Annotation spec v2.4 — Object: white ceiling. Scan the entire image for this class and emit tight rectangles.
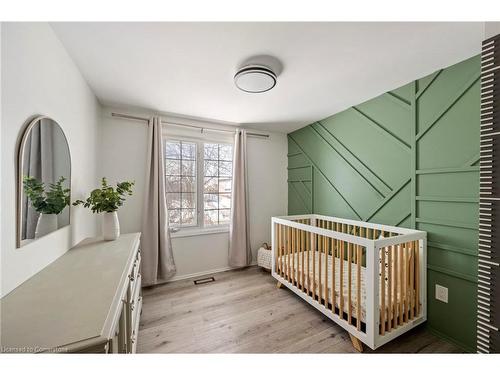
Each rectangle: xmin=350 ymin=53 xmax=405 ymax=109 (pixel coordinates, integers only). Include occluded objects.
xmin=51 ymin=22 xmax=484 ymax=133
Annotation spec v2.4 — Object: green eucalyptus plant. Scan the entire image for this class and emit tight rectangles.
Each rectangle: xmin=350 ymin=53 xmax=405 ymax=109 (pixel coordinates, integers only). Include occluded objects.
xmin=23 ymin=176 xmax=71 ymax=214
xmin=73 ymin=177 xmax=134 ymax=213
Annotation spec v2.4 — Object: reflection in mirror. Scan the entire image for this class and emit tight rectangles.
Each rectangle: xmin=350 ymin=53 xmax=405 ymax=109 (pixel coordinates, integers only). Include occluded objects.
xmin=17 ymin=116 xmax=71 ymax=247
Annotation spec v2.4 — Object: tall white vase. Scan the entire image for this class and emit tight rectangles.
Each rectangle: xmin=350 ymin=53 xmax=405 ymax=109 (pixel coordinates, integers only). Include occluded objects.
xmin=102 ymin=211 xmax=120 ymax=241
xmin=35 ymin=213 xmax=58 ymax=239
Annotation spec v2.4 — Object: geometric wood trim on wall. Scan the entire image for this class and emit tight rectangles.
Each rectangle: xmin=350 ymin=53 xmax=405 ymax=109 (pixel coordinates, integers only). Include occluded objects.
xmin=477 ymin=33 xmax=500 ymax=354
xmin=288 ymin=55 xmax=481 ymax=351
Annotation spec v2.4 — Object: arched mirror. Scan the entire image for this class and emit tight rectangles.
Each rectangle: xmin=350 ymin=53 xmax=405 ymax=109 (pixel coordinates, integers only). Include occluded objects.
xmin=17 ymin=116 xmax=71 ymax=248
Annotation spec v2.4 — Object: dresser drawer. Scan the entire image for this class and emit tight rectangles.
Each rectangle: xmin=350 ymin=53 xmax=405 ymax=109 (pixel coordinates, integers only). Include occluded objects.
xmin=128 ymin=251 xmax=141 ymax=299
xmin=130 ymin=293 xmax=142 ymax=354
xmin=130 ymin=273 xmax=141 ymax=313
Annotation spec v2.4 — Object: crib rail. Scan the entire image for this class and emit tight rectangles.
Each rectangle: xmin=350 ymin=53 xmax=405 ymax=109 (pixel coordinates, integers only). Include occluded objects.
xmin=271 ymin=214 xmax=427 ymax=350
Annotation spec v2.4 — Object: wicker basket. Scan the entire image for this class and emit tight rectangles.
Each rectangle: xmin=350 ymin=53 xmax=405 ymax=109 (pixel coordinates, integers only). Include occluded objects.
xmin=257 ymin=243 xmax=272 ymax=271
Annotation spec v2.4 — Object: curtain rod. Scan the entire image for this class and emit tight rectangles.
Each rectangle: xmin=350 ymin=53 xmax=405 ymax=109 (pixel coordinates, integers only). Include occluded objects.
xmin=110 ymin=112 xmax=270 ymax=138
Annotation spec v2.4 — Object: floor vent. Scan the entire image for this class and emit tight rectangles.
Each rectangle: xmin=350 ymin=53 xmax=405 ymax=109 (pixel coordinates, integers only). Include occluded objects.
xmin=193 ymin=277 xmax=215 ymax=285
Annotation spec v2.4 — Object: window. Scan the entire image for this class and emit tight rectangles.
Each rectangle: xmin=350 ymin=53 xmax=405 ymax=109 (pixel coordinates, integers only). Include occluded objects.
xmin=164 ymin=138 xmax=233 ymax=231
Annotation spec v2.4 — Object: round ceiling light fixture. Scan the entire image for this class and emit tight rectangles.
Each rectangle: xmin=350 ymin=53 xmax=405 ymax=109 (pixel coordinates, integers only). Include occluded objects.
xmin=234 ymin=64 xmax=277 ymax=93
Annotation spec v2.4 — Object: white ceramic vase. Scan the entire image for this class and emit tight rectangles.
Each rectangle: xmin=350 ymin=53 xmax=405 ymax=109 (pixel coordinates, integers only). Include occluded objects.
xmin=102 ymin=211 xmax=120 ymax=241
xmin=35 ymin=213 xmax=58 ymax=239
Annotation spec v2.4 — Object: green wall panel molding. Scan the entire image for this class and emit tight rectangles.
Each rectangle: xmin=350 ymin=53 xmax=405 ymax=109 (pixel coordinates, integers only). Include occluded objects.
xmin=287 ymin=55 xmax=480 ymax=351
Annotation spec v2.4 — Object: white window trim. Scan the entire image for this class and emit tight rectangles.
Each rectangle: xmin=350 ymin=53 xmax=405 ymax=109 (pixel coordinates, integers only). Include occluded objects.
xmin=170 ymin=225 xmax=229 ymax=238
xmin=164 ymin=132 xmax=234 ymax=233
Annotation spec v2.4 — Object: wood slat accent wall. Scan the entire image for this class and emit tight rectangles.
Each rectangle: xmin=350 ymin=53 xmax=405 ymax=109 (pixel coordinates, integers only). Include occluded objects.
xmin=477 ymin=32 xmax=500 ymax=354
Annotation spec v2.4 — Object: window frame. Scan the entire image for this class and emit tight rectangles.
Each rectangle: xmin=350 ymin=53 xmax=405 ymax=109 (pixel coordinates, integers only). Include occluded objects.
xmin=163 ymin=134 xmax=234 ymax=236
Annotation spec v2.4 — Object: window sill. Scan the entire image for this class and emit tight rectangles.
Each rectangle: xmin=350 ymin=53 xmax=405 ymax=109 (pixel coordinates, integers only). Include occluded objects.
xmin=170 ymin=226 xmax=230 ymax=238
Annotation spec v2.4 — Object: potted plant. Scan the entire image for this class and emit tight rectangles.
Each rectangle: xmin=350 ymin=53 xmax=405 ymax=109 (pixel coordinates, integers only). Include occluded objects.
xmin=23 ymin=176 xmax=71 ymax=238
xmin=73 ymin=177 xmax=134 ymax=240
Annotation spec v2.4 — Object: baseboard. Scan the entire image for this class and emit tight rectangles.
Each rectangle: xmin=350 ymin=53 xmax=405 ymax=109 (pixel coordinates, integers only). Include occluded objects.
xmin=167 ymin=261 xmax=258 ymax=283
xmin=426 ymin=325 xmax=475 ymax=353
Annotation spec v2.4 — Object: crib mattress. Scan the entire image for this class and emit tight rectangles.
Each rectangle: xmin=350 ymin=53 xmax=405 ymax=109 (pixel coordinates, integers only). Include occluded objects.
xmin=278 ymin=252 xmax=410 ymax=323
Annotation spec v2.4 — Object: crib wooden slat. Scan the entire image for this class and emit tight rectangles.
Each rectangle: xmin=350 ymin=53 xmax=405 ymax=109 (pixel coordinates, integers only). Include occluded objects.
xmin=387 ymin=244 xmax=392 ymax=332
xmin=282 ymin=225 xmax=286 ymax=279
xmin=410 ymin=241 xmax=415 ymax=320
xmin=305 ymin=228 xmax=312 ymax=295
xmin=287 ymin=226 xmax=291 ymax=283
xmin=323 ymin=231 xmax=328 ymax=308
xmin=398 ymin=243 xmax=402 ymax=325
xmin=406 ymin=242 xmax=411 ymax=322
xmin=292 ymin=227 xmax=296 ymax=286
xmin=335 ymin=222 xmax=340 ymax=314
xmin=348 ymin=241 xmax=352 ymax=325
xmin=295 ymin=227 xmax=299 ymax=286
xmin=296 ymin=225 xmax=300 ymax=287
xmin=380 ymin=246 xmax=386 ymax=335
xmin=276 ymin=224 xmax=280 ymax=274
xmin=405 ymin=242 xmax=412 ymax=322
xmin=282 ymin=225 xmax=285 ymax=279
xmin=415 ymin=241 xmax=420 ymax=316
xmin=297 ymin=229 xmax=304 ymax=290
xmin=331 ymin=222 xmax=336 ymax=315
xmin=324 ymin=220 xmax=327 ymax=309
xmin=281 ymin=225 xmax=286 ymax=278
xmin=318 ymin=229 xmax=322 ymax=303
xmin=356 ymin=244 xmax=362 ymax=331
xmin=393 ymin=243 xmax=399 ymax=329
xmin=296 ymin=226 xmax=299 ymax=286
xmin=339 ymin=238 xmax=344 ymax=320
xmin=398 ymin=244 xmax=404 ymax=326
xmin=329 ymin=221 xmax=333 ymax=258
xmin=301 ymin=227 xmax=305 ymax=292
xmin=280 ymin=224 xmax=284 ymax=276
xmin=300 ymin=226 xmax=307 ymax=291
xmin=296 ymin=227 xmax=300 ymax=286
xmin=312 ymin=232 xmax=316 ymax=301
xmin=405 ymin=242 xmax=409 ymax=323
xmin=401 ymin=244 xmax=408 ymax=323
xmin=282 ymin=224 xmax=286 ymax=278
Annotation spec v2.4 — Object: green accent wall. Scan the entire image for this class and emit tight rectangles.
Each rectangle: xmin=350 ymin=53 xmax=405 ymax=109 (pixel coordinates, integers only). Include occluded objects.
xmin=287 ymin=56 xmax=480 ymax=351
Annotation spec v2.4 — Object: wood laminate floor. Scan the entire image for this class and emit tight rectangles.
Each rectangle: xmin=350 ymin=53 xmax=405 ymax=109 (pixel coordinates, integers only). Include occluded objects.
xmin=138 ymin=266 xmax=462 ymax=353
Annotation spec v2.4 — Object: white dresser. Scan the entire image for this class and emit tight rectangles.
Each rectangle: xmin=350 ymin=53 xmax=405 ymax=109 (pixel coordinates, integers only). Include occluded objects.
xmin=0 ymin=233 xmax=142 ymax=353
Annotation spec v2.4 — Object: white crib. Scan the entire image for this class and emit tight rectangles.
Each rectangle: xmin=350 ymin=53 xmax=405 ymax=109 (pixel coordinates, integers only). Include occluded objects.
xmin=271 ymin=214 xmax=427 ymax=351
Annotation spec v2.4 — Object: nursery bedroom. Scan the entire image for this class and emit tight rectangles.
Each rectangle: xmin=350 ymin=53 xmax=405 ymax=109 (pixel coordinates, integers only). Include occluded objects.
xmin=1 ymin=1 xmax=500 ymax=373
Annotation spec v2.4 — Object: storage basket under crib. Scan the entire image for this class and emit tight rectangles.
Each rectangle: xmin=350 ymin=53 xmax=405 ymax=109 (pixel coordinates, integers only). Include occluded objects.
xmin=271 ymin=214 xmax=427 ymax=351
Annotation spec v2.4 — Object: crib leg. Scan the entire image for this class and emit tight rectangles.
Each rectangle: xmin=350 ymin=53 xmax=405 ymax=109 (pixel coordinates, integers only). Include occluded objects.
xmin=276 ymin=281 xmax=283 ymax=289
xmin=348 ymin=333 xmax=364 ymax=353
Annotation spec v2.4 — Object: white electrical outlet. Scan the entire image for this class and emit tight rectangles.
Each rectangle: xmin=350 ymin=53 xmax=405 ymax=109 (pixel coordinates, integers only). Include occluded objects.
xmin=435 ymin=284 xmax=448 ymax=303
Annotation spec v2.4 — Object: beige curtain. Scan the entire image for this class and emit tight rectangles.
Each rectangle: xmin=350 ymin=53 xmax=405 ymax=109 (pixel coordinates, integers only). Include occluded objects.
xmin=228 ymin=129 xmax=252 ymax=267
xmin=141 ymin=116 xmax=176 ymax=286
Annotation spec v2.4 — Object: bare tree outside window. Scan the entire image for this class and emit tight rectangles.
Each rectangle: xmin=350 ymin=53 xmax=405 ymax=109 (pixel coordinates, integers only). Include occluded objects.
xmin=165 ymin=140 xmax=197 ymax=227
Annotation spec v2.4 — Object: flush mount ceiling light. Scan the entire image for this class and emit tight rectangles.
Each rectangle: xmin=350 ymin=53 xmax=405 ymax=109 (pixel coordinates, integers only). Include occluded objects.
xmin=234 ymin=65 xmax=277 ymax=93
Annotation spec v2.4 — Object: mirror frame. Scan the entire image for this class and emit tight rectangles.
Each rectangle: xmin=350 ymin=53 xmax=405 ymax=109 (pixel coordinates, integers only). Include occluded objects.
xmin=16 ymin=115 xmax=72 ymax=248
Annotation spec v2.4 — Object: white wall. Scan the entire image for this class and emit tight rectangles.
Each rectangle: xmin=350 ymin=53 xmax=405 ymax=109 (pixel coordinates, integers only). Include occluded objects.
xmin=99 ymin=108 xmax=288 ymax=280
xmin=485 ymin=22 xmax=500 ymax=39
xmin=0 ymin=23 xmax=101 ymax=297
